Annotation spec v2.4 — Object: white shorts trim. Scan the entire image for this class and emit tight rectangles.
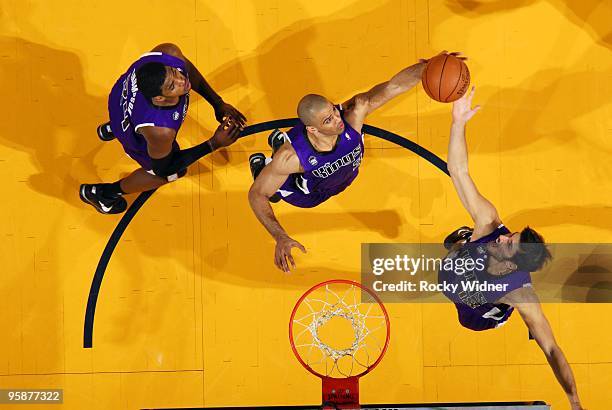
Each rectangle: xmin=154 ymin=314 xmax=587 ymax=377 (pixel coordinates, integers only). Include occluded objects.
xmin=277 ymin=189 xmax=293 ymax=197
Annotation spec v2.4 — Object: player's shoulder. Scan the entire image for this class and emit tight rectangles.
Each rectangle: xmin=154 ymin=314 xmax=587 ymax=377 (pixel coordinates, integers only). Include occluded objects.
xmin=270 ymin=143 xmax=301 ymax=174
xmin=139 ymin=124 xmax=176 ymax=142
xmin=274 ymin=142 xmax=298 ymax=163
xmin=151 ymin=43 xmax=185 ymax=61
xmin=471 ymin=220 xmax=504 ymax=242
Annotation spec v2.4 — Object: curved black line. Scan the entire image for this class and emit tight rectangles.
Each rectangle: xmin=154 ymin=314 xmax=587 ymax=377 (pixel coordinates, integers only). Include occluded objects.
xmin=83 ymin=118 xmax=448 ymax=348
xmin=362 ymin=124 xmax=449 ymax=175
xmin=83 ymin=189 xmax=156 ymax=347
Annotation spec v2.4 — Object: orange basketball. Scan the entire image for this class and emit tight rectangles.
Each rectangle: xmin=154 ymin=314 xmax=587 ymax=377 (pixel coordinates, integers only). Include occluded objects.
xmin=421 ymin=54 xmax=470 ymax=103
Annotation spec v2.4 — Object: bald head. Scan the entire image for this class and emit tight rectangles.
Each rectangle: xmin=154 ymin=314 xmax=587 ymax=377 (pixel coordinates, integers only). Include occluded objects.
xmin=297 ymin=94 xmax=330 ymax=126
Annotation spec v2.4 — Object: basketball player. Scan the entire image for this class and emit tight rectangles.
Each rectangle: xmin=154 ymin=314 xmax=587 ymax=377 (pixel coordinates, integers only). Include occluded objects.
xmin=248 ymin=52 xmax=457 ymax=272
xmin=80 ymin=43 xmax=245 ymax=214
xmin=440 ymin=88 xmax=583 ymax=410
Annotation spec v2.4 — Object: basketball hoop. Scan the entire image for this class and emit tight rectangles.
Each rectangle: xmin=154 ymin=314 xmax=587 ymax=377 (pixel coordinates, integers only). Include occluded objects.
xmin=289 ymin=280 xmax=391 ymax=409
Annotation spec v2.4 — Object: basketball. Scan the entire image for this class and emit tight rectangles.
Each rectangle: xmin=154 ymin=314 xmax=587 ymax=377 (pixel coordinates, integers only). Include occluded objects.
xmin=422 ymin=53 xmax=470 ymax=103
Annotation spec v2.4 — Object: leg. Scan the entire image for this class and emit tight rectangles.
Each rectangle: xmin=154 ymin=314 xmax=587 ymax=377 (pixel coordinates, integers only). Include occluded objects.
xmin=119 ymin=168 xmax=169 ymax=194
xmin=80 ymin=168 xmax=184 ymax=214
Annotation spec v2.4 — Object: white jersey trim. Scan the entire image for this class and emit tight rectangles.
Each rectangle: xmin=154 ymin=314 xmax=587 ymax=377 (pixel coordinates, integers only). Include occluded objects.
xmin=135 ymin=122 xmax=155 ymax=131
xmin=139 ymin=51 xmax=163 ymax=58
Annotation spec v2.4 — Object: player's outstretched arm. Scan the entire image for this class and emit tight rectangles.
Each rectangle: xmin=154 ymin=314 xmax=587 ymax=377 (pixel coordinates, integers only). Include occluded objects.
xmin=505 ymin=288 xmax=583 ymax=410
xmin=342 ymin=52 xmax=463 ymax=132
xmin=446 ymin=87 xmax=500 ymax=239
xmin=152 ymin=43 xmax=246 ymax=127
xmin=342 ymin=60 xmax=425 ymax=133
xmin=248 ymin=146 xmax=307 ymax=272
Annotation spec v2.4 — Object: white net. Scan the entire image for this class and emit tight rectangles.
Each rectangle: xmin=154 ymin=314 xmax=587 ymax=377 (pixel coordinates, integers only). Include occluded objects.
xmin=291 ymin=281 xmax=389 ymax=378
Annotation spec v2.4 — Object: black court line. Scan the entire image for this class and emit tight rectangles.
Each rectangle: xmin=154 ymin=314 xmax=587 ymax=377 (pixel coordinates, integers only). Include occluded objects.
xmin=83 ymin=118 xmax=448 ymax=348
xmin=83 ymin=189 xmax=156 ymax=348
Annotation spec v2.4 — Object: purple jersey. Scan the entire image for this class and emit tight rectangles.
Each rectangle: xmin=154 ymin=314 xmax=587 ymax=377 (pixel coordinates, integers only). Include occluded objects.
xmin=438 ymin=224 xmax=532 ymax=331
xmin=277 ymin=105 xmax=364 ymax=208
xmin=107 ymin=52 xmax=190 ymax=170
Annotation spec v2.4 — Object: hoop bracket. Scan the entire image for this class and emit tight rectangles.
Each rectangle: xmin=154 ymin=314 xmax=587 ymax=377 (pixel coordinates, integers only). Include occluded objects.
xmin=322 ymin=376 xmax=359 ymax=409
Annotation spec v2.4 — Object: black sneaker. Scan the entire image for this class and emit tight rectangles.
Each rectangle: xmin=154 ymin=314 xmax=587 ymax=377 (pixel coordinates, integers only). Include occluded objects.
xmin=248 ymin=153 xmax=281 ymax=203
xmin=267 ymin=129 xmax=286 ymax=153
xmin=97 ymin=122 xmax=115 ymax=141
xmin=249 ymin=153 xmax=266 ymax=179
xmin=79 ymin=184 xmax=127 ymax=214
xmin=444 ymin=226 xmax=474 ymax=250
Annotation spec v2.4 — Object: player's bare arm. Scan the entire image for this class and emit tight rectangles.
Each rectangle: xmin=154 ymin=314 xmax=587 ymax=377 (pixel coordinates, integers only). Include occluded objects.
xmin=152 ymin=43 xmax=246 ymax=126
xmin=342 ymin=60 xmax=425 ymax=133
xmin=500 ymin=287 xmax=583 ymax=410
xmin=446 ymin=87 xmax=502 ymax=241
xmin=248 ymin=144 xmax=307 ymax=272
xmin=343 ymin=52 xmax=464 ymax=133
xmin=141 ymin=126 xmax=176 ymax=161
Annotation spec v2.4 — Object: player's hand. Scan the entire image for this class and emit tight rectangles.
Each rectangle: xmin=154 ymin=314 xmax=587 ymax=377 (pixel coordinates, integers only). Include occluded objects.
xmin=452 ymin=86 xmax=481 ymax=123
xmin=209 ymin=117 xmax=241 ymax=150
xmin=274 ymin=235 xmax=307 ymax=272
xmin=419 ymin=50 xmax=467 ymax=64
xmin=215 ymin=102 xmax=247 ymax=128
